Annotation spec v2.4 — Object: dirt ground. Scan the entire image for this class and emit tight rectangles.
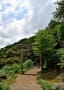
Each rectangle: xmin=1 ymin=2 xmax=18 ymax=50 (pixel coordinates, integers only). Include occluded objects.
xmin=10 ymin=67 xmax=42 ymax=90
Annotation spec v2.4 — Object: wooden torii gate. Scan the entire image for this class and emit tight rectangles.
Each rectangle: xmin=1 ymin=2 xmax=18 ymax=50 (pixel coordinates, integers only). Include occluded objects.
xmin=18 ymin=44 xmax=42 ymax=74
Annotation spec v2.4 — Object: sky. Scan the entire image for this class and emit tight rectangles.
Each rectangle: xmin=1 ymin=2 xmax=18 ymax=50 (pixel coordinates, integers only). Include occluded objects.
xmin=0 ymin=0 xmax=57 ymax=48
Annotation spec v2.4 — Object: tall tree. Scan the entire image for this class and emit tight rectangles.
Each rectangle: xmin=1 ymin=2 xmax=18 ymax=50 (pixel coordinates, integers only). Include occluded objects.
xmin=34 ymin=29 xmax=56 ymax=72
xmin=54 ymin=0 xmax=64 ymax=20
xmin=48 ymin=19 xmax=60 ymax=29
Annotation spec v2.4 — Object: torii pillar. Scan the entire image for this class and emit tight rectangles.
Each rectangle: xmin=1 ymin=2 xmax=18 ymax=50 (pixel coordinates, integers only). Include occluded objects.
xmin=21 ymin=48 xmax=24 ymax=74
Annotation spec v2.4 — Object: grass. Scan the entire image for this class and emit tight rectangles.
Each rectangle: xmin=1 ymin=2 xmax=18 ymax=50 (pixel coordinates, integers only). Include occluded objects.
xmin=0 ymin=76 xmax=16 ymax=90
xmin=0 ymin=82 xmax=9 ymax=90
xmin=36 ymin=70 xmax=64 ymax=90
xmin=0 ymin=69 xmax=16 ymax=90
xmin=37 ymin=75 xmax=52 ymax=90
xmin=39 ymin=70 xmax=62 ymax=83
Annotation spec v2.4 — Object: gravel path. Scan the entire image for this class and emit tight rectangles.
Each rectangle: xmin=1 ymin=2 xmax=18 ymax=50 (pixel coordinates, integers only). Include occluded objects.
xmin=10 ymin=67 xmax=42 ymax=90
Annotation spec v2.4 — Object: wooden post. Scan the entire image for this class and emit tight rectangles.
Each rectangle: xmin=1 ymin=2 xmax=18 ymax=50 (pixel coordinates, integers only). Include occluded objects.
xmin=21 ymin=48 xmax=24 ymax=74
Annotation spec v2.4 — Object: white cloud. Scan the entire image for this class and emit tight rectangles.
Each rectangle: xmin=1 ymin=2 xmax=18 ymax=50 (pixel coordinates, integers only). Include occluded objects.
xmin=0 ymin=0 xmax=56 ymax=48
xmin=51 ymin=0 xmax=56 ymax=3
xmin=50 ymin=0 xmax=60 ymax=3
xmin=2 ymin=0 xmax=17 ymax=15
xmin=0 ymin=4 xmax=2 ymax=11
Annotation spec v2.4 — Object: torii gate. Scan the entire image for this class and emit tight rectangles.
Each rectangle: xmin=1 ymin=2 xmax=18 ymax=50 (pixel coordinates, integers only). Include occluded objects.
xmin=18 ymin=44 xmax=42 ymax=74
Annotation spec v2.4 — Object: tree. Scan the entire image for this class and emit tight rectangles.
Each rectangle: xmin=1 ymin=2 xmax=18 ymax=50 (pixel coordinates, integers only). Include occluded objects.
xmin=48 ymin=19 xmax=60 ymax=29
xmin=52 ymin=21 xmax=64 ymax=48
xmin=54 ymin=0 xmax=64 ymax=20
xmin=57 ymin=48 xmax=64 ymax=72
xmin=34 ymin=29 xmax=56 ymax=72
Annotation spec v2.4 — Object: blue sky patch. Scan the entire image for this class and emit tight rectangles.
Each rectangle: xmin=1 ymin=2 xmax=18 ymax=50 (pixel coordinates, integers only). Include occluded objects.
xmin=14 ymin=7 xmax=27 ymax=20
xmin=2 ymin=3 xmax=11 ymax=11
xmin=2 ymin=7 xmax=27 ymax=24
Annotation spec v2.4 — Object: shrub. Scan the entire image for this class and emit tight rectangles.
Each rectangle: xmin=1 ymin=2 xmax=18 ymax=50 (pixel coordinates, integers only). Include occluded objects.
xmin=57 ymin=48 xmax=64 ymax=72
xmin=40 ymin=81 xmax=52 ymax=90
xmin=0 ymin=64 xmax=21 ymax=90
xmin=1 ymin=65 xmax=14 ymax=76
xmin=0 ymin=64 xmax=20 ymax=76
xmin=12 ymin=64 xmax=21 ymax=73
xmin=0 ymin=83 xmax=9 ymax=90
xmin=37 ymin=76 xmax=52 ymax=90
xmin=23 ymin=59 xmax=33 ymax=71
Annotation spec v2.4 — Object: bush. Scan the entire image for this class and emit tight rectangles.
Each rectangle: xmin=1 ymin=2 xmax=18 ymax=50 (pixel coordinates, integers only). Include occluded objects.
xmin=12 ymin=64 xmax=21 ymax=73
xmin=0 ymin=64 xmax=21 ymax=76
xmin=23 ymin=59 xmax=33 ymax=71
xmin=40 ymin=81 xmax=52 ymax=90
xmin=0 ymin=64 xmax=21 ymax=90
xmin=37 ymin=76 xmax=52 ymax=90
xmin=57 ymin=48 xmax=64 ymax=71
xmin=0 ymin=83 xmax=9 ymax=90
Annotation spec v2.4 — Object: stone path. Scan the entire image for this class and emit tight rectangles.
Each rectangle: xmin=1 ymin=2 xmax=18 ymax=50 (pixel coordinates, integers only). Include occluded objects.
xmin=10 ymin=67 xmax=42 ymax=90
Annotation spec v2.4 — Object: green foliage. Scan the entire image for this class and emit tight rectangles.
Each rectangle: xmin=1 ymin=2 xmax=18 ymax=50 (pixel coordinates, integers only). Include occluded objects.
xmin=0 ymin=36 xmax=35 ymax=68
xmin=34 ymin=29 xmax=57 ymax=71
xmin=12 ymin=64 xmax=21 ymax=73
xmin=34 ymin=29 xmax=56 ymax=54
xmin=40 ymin=81 xmax=52 ymax=90
xmin=0 ymin=22 xmax=64 ymax=73
xmin=23 ymin=59 xmax=33 ymax=71
xmin=57 ymin=48 xmax=64 ymax=71
xmin=49 ymin=19 xmax=60 ymax=29
xmin=45 ymin=50 xmax=59 ymax=70
xmin=54 ymin=0 xmax=64 ymax=20
xmin=0 ymin=64 xmax=21 ymax=76
xmin=0 ymin=83 xmax=9 ymax=90
xmin=37 ymin=76 xmax=52 ymax=90
xmin=55 ymin=22 xmax=64 ymax=41
xmin=0 ymin=60 xmax=33 ymax=90
xmin=0 ymin=64 xmax=21 ymax=90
